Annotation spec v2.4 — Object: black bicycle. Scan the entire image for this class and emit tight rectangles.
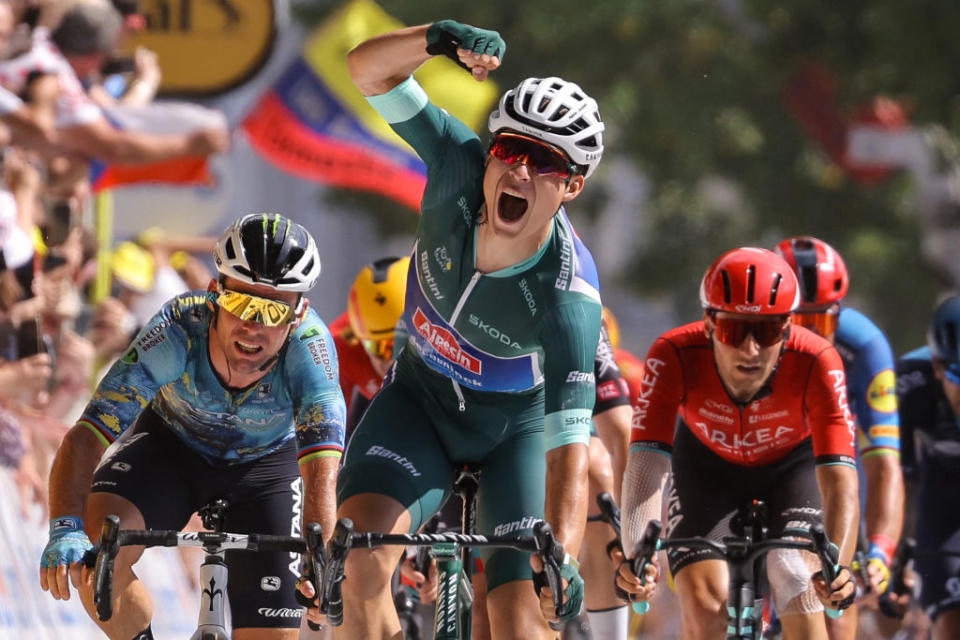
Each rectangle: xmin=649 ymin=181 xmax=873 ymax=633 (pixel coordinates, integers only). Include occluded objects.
xmin=624 ymin=500 xmax=847 ymax=640
xmin=85 ymin=499 xmax=323 ymax=640
xmin=306 ymin=464 xmax=575 ymax=640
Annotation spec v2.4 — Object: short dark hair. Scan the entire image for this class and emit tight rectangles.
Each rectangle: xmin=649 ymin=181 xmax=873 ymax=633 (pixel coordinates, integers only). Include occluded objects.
xmin=51 ymin=2 xmax=122 ymax=57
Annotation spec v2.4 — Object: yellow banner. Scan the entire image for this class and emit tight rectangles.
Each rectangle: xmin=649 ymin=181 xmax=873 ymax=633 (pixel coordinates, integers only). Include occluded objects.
xmin=303 ymin=0 xmax=499 ymax=147
xmin=130 ymin=0 xmax=274 ymax=95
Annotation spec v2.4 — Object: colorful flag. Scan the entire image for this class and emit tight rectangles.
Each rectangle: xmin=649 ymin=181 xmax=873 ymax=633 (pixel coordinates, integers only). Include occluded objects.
xmin=90 ymin=101 xmax=226 ymax=192
xmin=242 ymin=0 xmax=499 ymax=210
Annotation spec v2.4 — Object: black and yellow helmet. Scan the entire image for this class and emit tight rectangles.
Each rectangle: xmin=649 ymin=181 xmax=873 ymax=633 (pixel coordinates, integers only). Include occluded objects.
xmin=215 ymin=213 xmax=321 ymax=292
xmin=347 ymin=256 xmax=410 ymax=341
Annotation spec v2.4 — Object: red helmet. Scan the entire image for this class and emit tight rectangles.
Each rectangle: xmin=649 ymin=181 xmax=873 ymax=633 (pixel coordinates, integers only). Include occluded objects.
xmin=700 ymin=247 xmax=799 ymax=315
xmin=773 ymin=236 xmax=849 ymax=308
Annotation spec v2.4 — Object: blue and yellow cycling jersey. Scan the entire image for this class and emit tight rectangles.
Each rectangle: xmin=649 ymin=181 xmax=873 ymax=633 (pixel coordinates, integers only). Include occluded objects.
xmin=834 ymin=307 xmax=900 ymax=457
xmin=78 ymin=292 xmax=347 ymax=466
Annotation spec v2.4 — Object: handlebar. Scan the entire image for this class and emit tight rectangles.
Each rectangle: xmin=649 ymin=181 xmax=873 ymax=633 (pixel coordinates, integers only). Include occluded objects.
xmin=809 ymin=523 xmax=846 ymax=619
xmin=300 ymin=523 xmax=325 ymax=632
xmin=315 ymin=517 xmax=571 ymax=630
xmin=85 ymin=515 xmax=312 ymax=622
xmin=92 ymin=515 xmax=120 ymax=621
xmin=532 ymin=520 xmax=567 ymax=632
xmin=321 ymin=518 xmax=354 ymax=627
xmin=625 ymin=520 xmax=845 ymax=618
xmin=628 ymin=519 xmax=662 ymax=615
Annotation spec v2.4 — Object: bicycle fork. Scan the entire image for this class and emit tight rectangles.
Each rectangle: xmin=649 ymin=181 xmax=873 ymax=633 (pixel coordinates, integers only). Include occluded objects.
xmin=191 ymin=552 xmax=230 ymax=640
xmin=432 ymin=542 xmax=474 ymax=640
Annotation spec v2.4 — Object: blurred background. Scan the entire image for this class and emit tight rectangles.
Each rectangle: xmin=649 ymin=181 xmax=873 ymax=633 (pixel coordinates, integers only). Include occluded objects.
xmin=0 ymin=0 xmax=957 ymax=636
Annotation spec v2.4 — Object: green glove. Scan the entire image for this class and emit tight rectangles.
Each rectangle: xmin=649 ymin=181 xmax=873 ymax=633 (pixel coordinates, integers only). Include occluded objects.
xmin=426 ymin=20 xmax=506 ymax=71
xmin=556 ymin=554 xmax=585 ymax=623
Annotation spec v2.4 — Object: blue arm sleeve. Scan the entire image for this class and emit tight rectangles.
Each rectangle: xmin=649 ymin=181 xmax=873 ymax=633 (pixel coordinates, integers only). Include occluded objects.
xmin=286 ymin=312 xmax=348 ymax=464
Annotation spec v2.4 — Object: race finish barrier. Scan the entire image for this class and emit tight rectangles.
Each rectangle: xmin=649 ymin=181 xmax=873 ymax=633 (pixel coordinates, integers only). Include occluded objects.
xmin=0 ymin=467 xmax=198 ymax=639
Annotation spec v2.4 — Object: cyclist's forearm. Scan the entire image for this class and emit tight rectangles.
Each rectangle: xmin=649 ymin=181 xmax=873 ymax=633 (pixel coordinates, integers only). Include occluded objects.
xmin=347 ymin=24 xmax=432 ymax=97
xmin=49 ymin=425 xmax=106 ymax=520
xmin=620 ymin=449 xmax=670 ymax=556
xmin=593 ymin=404 xmax=632 ymax=502
xmin=544 ymin=443 xmax=590 ymax=557
xmin=863 ymin=453 xmax=905 ymax=546
xmin=300 ymin=456 xmax=339 ymax=544
xmin=815 ymin=464 xmax=860 ymax=565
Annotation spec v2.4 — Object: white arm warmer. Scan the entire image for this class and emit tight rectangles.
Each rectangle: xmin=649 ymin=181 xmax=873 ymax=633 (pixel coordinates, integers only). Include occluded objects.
xmin=620 ymin=448 xmax=671 ymax=557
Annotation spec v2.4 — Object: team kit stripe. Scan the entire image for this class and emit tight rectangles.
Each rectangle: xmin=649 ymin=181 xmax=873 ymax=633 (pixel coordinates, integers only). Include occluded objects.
xmin=78 ymin=418 xmax=116 ymax=447
xmin=298 ymin=442 xmax=344 ymax=464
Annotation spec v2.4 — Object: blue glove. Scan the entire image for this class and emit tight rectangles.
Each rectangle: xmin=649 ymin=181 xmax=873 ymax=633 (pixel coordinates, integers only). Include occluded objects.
xmin=41 ymin=516 xmax=93 ymax=569
xmin=867 ymin=543 xmax=892 ymax=593
xmin=425 ymin=20 xmax=506 ymax=71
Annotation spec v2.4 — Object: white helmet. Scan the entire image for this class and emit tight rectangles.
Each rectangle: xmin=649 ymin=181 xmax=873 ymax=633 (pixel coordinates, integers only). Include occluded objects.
xmin=214 ymin=213 xmax=321 ymax=292
xmin=488 ymin=76 xmax=605 ymax=178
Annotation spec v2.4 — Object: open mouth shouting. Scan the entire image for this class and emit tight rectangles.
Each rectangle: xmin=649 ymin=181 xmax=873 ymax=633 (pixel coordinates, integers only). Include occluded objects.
xmin=497 ymin=190 xmax=529 ymax=224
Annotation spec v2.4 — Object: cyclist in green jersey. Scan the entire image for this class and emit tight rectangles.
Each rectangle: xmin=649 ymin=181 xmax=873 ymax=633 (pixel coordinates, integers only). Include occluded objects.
xmin=300 ymin=18 xmax=606 ymax=640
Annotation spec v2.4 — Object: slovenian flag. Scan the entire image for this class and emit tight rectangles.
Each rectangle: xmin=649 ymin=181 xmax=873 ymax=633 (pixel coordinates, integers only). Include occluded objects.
xmin=242 ymin=0 xmax=499 ymax=211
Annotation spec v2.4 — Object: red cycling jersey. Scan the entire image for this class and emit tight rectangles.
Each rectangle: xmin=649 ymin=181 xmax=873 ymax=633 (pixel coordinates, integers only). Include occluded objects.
xmin=630 ymin=321 xmax=856 ymax=467
xmin=330 ymin=312 xmax=383 ymax=408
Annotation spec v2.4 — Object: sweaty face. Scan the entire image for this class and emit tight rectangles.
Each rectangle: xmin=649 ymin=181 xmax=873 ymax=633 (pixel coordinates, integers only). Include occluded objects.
xmin=706 ymin=312 xmax=787 ymax=403
xmin=210 ymin=277 xmax=300 ymax=379
xmin=481 ymin=147 xmax=581 ymax=242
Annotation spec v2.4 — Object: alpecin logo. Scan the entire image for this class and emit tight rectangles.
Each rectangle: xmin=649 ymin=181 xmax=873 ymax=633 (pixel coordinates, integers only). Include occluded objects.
xmin=413 ymin=308 xmax=481 ymax=374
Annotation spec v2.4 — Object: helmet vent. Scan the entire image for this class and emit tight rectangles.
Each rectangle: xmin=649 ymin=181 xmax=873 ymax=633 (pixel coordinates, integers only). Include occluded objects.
xmin=769 ymin=274 xmax=782 ymax=306
xmin=800 ymin=267 xmax=818 ymax=304
xmin=745 ymin=265 xmax=756 ymax=303
xmin=224 ymin=238 xmax=236 ymax=261
xmin=721 ymin=270 xmax=732 ymax=303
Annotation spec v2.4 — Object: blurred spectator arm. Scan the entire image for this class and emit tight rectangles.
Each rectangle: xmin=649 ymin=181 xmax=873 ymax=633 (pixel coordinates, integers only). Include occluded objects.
xmin=57 ymin=116 xmax=229 ymax=165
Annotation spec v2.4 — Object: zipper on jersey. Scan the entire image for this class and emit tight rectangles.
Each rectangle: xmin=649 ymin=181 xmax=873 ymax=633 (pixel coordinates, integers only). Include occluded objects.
xmin=447 ymin=272 xmax=480 ymax=412
xmin=451 ymin=379 xmax=466 ymax=412
xmin=449 ymin=271 xmax=481 ymax=324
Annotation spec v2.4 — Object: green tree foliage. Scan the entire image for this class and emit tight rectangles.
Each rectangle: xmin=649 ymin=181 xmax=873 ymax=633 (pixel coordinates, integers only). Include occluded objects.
xmin=310 ymin=0 xmax=958 ymax=352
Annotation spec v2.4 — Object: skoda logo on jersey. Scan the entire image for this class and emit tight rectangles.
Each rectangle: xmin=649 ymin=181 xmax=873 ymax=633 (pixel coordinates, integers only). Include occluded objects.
xmin=456 ymin=195 xmax=474 ymax=225
xmin=468 ymin=314 xmax=521 ymax=350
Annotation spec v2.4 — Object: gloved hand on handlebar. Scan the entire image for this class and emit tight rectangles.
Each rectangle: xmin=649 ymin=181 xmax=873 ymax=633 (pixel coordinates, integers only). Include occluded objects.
xmin=530 ymin=551 xmax=585 ymax=625
xmin=39 ymin=516 xmax=93 ymax=601
xmin=812 ymin=560 xmax=857 ymax=612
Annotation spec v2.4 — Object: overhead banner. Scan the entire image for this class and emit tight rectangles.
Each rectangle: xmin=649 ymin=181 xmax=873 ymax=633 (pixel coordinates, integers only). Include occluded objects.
xmin=129 ymin=0 xmax=275 ymax=96
xmin=242 ymin=0 xmax=498 ymax=210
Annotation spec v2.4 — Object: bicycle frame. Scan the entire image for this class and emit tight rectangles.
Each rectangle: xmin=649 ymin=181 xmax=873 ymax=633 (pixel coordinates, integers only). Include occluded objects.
xmin=86 ymin=511 xmax=320 ymax=640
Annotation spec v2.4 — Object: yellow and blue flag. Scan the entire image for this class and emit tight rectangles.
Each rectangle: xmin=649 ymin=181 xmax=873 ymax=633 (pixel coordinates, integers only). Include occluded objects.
xmin=242 ymin=0 xmax=498 ymax=210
